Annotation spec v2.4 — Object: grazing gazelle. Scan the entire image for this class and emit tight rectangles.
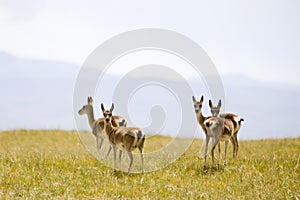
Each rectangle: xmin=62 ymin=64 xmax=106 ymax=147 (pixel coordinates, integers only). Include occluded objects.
xmin=101 ymin=103 xmax=145 ymax=174
xmin=192 ymin=96 xmax=212 ymax=168
xmin=208 ymin=99 xmax=244 ymax=159
xmin=78 ymin=97 xmax=127 ymax=159
xmin=204 ymin=116 xmax=235 ymax=168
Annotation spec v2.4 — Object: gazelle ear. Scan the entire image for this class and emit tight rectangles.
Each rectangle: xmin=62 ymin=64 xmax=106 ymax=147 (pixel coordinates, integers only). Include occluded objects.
xmin=110 ymin=103 xmax=114 ymax=112
xmin=88 ymin=96 xmax=93 ymax=105
xmin=101 ymin=103 xmax=105 ymax=112
xmin=217 ymin=99 xmax=222 ymax=109
xmin=192 ymin=96 xmax=196 ymax=103
xmin=200 ymin=96 xmax=204 ymax=104
xmin=209 ymin=100 xmax=213 ymax=108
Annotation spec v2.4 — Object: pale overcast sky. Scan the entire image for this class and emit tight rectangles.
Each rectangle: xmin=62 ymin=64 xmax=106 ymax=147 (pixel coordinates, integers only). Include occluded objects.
xmin=1 ymin=1 xmax=300 ymax=139
xmin=1 ymin=0 xmax=300 ymax=85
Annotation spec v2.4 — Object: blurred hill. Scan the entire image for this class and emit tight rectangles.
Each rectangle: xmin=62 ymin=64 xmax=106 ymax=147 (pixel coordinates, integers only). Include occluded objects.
xmin=1 ymin=51 xmax=299 ymax=139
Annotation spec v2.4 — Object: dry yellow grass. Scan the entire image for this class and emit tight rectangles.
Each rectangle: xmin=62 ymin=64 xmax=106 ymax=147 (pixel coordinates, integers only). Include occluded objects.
xmin=0 ymin=130 xmax=299 ymax=199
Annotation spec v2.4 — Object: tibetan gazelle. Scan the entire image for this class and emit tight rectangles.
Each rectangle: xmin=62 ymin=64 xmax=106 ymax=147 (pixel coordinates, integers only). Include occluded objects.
xmin=78 ymin=97 xmax=127 ymax=159
xmin=101 ymin=103 xmax=145 ymax=174
xmin=192 ymin=95 xmax=212 ymax=168
xmin=204 ymin=116 xmax=235 ymax=168
xmin=209 ymin=99 xmax=244 ymax=159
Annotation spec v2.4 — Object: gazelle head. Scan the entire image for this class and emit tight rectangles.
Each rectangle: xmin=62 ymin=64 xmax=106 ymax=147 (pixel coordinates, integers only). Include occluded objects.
xmin=209 ymin=99 xmax=222 ymax=117
xmin=78 ymin=96 xmax=93 ymax=115
xmin=101 ymin=103 xmax=114 ymax=123
xmin=192 ymin=95 xmax=204 ymax=115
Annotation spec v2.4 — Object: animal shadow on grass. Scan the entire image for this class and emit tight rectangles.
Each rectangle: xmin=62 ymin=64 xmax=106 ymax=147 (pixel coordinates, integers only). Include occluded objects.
xmin=112 ymin=170 xmax=145 ymax=178
xmin=200 ymin=165 xmax=225 ymax=175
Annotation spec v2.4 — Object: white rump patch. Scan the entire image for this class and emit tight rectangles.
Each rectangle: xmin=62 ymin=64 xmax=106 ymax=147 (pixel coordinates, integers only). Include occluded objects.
xmin=233 ymin=116 xmax=239 ymax=123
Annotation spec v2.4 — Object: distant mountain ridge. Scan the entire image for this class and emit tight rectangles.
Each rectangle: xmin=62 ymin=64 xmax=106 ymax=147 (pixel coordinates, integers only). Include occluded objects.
xmin=1 ymin=51 xmax=299 ymax=139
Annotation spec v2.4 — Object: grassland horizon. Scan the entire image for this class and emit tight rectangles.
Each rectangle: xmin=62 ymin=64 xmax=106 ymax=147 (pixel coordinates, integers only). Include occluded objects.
xmin=0 ymin=130 xmax=299 ymax=199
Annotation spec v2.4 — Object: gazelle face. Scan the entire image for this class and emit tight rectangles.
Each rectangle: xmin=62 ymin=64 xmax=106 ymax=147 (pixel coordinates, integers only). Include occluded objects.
xmin=78 ymin=105 xmax=90 ymax=115
xmin=101 ymin=103 xmax=114 ymax=123
xmin=209 ymin=99 xmax=221 ymax=117
xmin=78 ymin=96 xmax=93 ymax=115
xmin=192 ymin=96 xmax=204 ymax=115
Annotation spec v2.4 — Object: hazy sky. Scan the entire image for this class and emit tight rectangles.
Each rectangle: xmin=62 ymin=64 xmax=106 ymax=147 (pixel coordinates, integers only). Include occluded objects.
xmin=1 ymin=0 xmax=300 ymax=85
xmin=1 ymin=1 xmax=300 ymax=139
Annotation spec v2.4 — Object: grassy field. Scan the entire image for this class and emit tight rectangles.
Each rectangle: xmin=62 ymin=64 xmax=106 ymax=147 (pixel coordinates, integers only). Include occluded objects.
xmin=0 ymin=130 xmax=299 ymax=199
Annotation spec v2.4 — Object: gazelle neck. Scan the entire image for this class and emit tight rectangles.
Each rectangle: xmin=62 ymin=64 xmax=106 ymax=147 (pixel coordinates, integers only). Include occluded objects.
xmin=86 ymin=108 xmax=95 ymax=129
xmin=197 ymin=111 xmax=207 ymax=132
xmin=197 ymin=111 xmax=205 ymax=124
xmin=104 ymin=120 xmax=114 ymax=134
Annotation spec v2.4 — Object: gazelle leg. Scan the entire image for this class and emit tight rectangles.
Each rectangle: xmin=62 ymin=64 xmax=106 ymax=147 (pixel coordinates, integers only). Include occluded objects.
xmin=119 ymin=149 xmax=122 ymax=170
xmin=211 ymin=145 xmax=215 ymax=167
xmin=224 ymin=140 xmax=229 ymax=165
xmin=96 ymin=137 xmax=104 ymax=159
xmin=138 ymin=146 xmax=144 ymax=173
xmin=218 ymin=142 xmax=221 ymax=168
xmin=234 ymin=134 xmax=239 ymax=158
xmin=230 ymin=136 xmax=236 ymax=159
xmin=127 ymin=151 xmax=133 ymax=174
xmin=113 ymin=145 xmax=117 ymax=172
xmin=204 ymin=135 xmax=210 ymax=169
xmin=99 ymin=138 xmax=104 ymax=157
xmin=211 ymin=136 xmax=220 ymax=168
xmin=105 ymin=145 xmax=112 ymax=159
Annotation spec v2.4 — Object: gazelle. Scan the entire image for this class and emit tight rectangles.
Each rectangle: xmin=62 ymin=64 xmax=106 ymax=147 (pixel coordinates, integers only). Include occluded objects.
xmin=101 ymin=103 xmax=145 ymax=174
xmin=78 ymin=97 xmax=127 ymax=159
xmin=204 ymin=116 xmax=235 ymax=168
xmin=192 ymin=95 xmax=212 ymax=168
xmin=208 ymin=99 xmax=244 ymax=159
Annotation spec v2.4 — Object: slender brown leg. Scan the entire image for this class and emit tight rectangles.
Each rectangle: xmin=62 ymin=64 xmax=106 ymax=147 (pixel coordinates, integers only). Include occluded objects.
xmin=127 ymin=151 xmax=133 ymax=174
xmin=119 ymin=149 xmax=122 ymax=170
xmin=204 ymin=135 xmax=210 ymax=169
xmin=112 ymin=145 xmax=117 ymax=172
xmin=234 ymin=134 xmax=239 ymax=158
xmin=218 ymin=142 xmax=221 ymax=168
xmin=96 ymin=137 xmax=104 ymax=159
xmin=105 ymin=145 xmax=112 ymax=159
xmin=138 ymin=146 xmax=144 ymax=173
xmin=211 ymin=136 xmax=220 ymax=168
xmin=230 ymin=136 xmax=236 ymax=159
xmin=224 ymin=141 xmax=229 ymax=165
